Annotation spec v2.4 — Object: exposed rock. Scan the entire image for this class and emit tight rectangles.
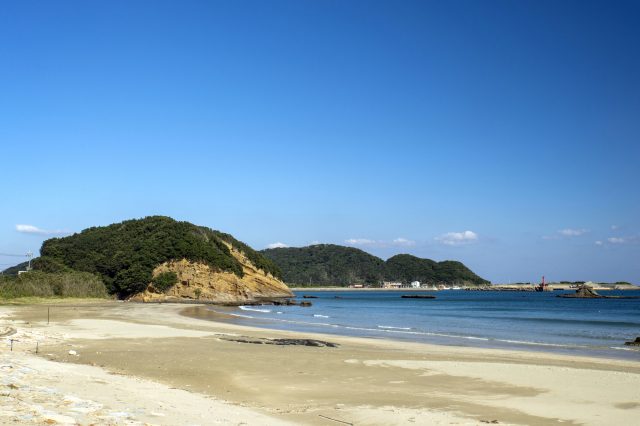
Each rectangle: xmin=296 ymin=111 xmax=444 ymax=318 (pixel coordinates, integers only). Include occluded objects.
xmin=271 ymin=338 xmax=338 ymax=347
xmin=624 ymin=337 xmax=640 ymax=346
xmin=302 ymin=295 xmax=318 ymax=299
xmin=223 ymin=337 xmax=338 ymax=347
xmin=559 ymin=285 xmax=602 ymax=298
xmin=129 ymin=243 xmax=292 ymax=304
xmin=558 ymin=285 xmax=639 ymax=299
xmin=269 ymin=299 xmax=298 ymax=306
xmin=299 ymin=301 xmax=313 ymax=307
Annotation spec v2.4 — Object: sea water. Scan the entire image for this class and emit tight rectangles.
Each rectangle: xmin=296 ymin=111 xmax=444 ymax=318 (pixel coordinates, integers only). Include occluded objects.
xmin=206 ymin=290 xmax=640 ymax=360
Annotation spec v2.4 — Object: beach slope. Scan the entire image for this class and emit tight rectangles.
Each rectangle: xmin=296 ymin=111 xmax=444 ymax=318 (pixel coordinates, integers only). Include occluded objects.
xmin=1 ymin=302 xmax=639 ymax=425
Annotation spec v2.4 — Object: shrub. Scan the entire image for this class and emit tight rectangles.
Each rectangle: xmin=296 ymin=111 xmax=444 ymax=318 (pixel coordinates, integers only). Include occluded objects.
xmin=0 ymin=271 xmax=108 ymax=299
xmin=153 ymin=271 xmax=178 ymax=292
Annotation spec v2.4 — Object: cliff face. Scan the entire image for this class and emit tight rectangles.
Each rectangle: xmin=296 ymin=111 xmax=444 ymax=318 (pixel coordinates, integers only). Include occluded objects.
xmin=129 ymin=244 xmax=293 ymax=304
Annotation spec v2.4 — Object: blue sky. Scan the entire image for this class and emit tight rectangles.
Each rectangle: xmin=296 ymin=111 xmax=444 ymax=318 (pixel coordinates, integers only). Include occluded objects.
xmin=1 ymin=0 xmax=639 ymax=283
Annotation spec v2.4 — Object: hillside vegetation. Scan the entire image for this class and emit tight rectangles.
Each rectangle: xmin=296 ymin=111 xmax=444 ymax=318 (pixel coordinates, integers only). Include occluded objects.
xmin=0 ymin=271 xmax=107 ymax=299
xmin=261 ymin=245 xmax=489 ymax=286
xmin=384 ymin=254 xmax=487 ymax=284
xmin=34 ymin=216 xmax=282 ymax=297
xmin=261 ymin=244 xmax=385 ymax=285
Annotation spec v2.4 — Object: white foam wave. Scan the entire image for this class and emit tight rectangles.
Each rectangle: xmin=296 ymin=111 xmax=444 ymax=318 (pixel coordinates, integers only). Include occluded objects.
xmin=228 ymin=313 xmax=255 ymax=319
xmin=493 ymin=339 xmax=573 ymax=348
xmin=239 ymin=306 xmax=271 ymax=313
xmin=377 ymin=325 xmax=412 ymax=330
xmin=313 ymin=314 xmax=329 ymax=318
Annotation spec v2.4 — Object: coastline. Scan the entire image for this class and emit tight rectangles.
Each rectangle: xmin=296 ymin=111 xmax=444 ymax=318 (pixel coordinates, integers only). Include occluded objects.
xmin=290 ymin=286 xmax=640 ymax=291
xmin=2 ymin=301 xmax=639 ymax=425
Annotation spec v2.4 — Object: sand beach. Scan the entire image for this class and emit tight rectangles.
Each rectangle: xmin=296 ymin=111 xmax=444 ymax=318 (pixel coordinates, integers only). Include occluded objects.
xmin=1 ymin=301 xmax=639 ymax=425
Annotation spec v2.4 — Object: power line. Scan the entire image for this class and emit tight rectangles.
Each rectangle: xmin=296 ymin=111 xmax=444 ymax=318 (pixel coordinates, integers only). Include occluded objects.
xmin=0 ymin=253 xmax=28 ymax=257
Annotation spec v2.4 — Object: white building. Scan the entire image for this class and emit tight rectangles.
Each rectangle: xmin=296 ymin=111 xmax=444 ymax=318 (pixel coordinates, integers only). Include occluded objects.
xmin=382 ymin=281 xmax=403 ymax=289
xmin=411 ymin=281 xmax=421 ymax=288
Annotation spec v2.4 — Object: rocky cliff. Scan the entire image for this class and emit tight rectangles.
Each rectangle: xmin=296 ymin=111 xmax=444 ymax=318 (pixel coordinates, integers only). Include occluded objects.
xmin=129 ymin=244 xmax=293 ymax=304
xmin=33 ymin=216 xmax=289 ymax=300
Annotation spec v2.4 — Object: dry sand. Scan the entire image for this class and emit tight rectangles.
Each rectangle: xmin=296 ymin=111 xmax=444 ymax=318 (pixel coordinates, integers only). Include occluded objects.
xmin=1 ymin=301 xmax=639 ymax=425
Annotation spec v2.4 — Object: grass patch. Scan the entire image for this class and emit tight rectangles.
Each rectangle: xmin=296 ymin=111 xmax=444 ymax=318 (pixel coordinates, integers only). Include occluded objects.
xmin=0 ymin=271 xmax=108 ymax=300
xmin=0 ymin=297 xmax=113 ymax=306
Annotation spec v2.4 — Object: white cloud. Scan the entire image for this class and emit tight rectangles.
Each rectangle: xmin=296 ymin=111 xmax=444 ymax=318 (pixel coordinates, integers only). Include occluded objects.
xmin=16 ymin=224 xmax=69 ymax=236
xmin=543 ymin=228 xmax=589 ymax=240
xmin=596 ymin=236 xmax=639 ymax=245
xmin=435 ymin=230 xmax=478 ymax=246
xmin=392 ymin=237 xmax=415 ymax=247
xmin=309 ymin=240 xmax=321 ymax=245
xmin=266 ymin=242 xmax=288 ymax=249
xmin=558 ymin=228 xmax=589 ymax=237
xmin=344 ymin=238 xmax=376 ymax=246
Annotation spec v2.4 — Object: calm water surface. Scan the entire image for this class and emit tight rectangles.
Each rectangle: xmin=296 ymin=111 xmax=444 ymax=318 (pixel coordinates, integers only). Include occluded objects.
xmin=202 ymin=290 xmax=640 ymax=360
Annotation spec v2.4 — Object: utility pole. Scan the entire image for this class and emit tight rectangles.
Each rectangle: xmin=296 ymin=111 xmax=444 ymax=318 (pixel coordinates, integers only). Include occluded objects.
xmin=26 ymin=251 xmax=33 ymax=271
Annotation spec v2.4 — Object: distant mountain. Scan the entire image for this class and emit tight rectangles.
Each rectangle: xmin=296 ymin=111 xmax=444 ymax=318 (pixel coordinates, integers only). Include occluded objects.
xmin=1 ymin=261 xmax=29 ymax=276
xmin=261 ymin=245 xmax=489 ymax=286
xmin=261 ymin=244 xmax=385 ymax=285
xmin=28 ymin=216 xmax=290 ymax=300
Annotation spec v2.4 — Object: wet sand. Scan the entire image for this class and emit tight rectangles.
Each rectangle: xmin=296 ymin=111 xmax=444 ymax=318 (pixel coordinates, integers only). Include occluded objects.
xmin=2 ymin=301 xmax=639 ymax=425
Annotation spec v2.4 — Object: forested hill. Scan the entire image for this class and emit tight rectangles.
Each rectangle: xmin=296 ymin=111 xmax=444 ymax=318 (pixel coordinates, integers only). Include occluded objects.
xmin=33 ymin=216 xmax=282 ymax=297
xmin=261 ymin=244 xmax=385 ymax=285
xmin=261 ymin=245 xmax=489 ymax=286
xmin=384 ymin=254 xmax=488 ymax=285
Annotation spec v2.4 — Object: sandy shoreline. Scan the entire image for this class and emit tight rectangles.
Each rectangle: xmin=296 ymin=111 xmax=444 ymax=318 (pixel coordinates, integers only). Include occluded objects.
xmin=2 ymin=301 xmax=639 ymax=425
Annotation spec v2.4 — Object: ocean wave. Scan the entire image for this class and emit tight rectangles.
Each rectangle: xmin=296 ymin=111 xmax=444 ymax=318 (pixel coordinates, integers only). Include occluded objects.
xmin=377 ymin=325 xmax=412 ymax=330
xmin=485 ymin=316 xmax=640 ymax=328
xmin=492 ymin=338 xmax=573 ymax=348
xmin=239 ymin=306 xmax=271 ymax=313
xmin=227 ymin=313 xmax=255 ymax=319
xmin=313 ymin=314 xmax=330 ymax=318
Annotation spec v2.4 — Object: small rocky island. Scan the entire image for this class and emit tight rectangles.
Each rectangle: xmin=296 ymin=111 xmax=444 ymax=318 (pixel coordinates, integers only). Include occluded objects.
xmin=558 ymin=284 xmax=638 ymax=299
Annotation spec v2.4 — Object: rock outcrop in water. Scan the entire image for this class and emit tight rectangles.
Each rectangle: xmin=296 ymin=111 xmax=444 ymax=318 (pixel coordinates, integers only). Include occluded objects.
xmin=558 ymin=285 xmax=603 ymax=298
xmin=558 ymin=284 xmax=639 ymax=299
xmin=624 ymin=337 xmax=640 ymax=346
xmin=401 ymin=295 xmax=436 ymax=299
